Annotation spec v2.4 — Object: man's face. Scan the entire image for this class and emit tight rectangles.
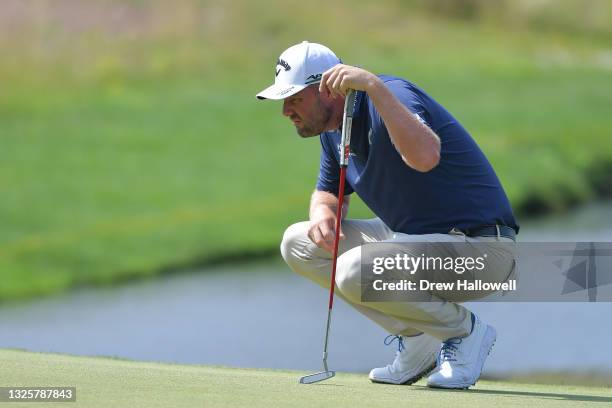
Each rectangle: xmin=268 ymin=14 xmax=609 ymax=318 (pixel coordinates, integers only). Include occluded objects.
xmin=282 ymin=85 xmax=332 ymax=138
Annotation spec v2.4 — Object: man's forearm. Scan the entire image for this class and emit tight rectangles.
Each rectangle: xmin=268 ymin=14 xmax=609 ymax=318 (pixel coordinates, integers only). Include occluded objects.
xmin=366 ymin=78 xmax=441 ymax=172
xmin=309 ymin=190 xmax=350 ymax=221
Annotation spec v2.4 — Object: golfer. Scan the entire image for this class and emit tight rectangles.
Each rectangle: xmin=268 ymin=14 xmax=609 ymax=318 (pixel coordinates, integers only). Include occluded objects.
xmin=257 ymin=41 xmax=519 ymax=389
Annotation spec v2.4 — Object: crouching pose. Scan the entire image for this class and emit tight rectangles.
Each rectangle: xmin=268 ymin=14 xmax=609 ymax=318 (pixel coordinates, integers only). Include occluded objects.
xmin=257 ymin=41 xmax=518 ymax=389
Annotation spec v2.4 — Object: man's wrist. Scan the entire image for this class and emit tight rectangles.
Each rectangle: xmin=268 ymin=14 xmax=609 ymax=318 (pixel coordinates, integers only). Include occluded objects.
xmin=365 ymin=75 xmax=385 ymax=97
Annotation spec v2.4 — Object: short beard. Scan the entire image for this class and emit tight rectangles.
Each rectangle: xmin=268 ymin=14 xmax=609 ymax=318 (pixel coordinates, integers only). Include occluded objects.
xmin=296 ymin=95 xmax=332 ymax=138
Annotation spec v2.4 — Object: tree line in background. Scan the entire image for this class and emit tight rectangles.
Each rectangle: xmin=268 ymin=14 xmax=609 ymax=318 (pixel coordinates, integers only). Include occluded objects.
xmin=406 ymin=0 xmax=611 ymax=38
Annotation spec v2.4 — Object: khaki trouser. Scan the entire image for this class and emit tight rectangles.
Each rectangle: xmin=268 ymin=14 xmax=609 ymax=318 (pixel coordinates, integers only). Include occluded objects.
xmin=280 ymin=218 xmax=515 ymax=340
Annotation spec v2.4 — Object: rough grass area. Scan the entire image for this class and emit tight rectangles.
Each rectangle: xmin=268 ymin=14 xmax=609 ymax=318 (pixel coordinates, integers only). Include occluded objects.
xmin=0 ymin=0 xmax=611 ymax=300
xmin=1 ymin=349 xmax=610 ymax=408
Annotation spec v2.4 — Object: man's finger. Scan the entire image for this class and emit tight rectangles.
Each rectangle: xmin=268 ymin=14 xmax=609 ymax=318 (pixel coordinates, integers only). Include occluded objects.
xmin=308 ymin=224 xmax=319 ymax=241
xmin=319 ymin=235 xmax=333 ymax=253
xmin=319 ymin=69 xmax=332 ymax=95
xmin=310 ymin=228 xmax=325 ymax=249
xmin=324 ymin=68 xmax=341 ymax=98
xmin=319 ymin=220 xmax=335 ymax=243
xmin=332 ymin=71 xmax=346 ymax=97
xmin=314 ymin=225 xmax=335 ymax=252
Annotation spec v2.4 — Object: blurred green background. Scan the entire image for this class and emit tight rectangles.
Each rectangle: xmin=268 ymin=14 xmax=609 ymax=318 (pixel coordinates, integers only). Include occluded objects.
xmin=1 ymin=0 xmax=611 ymax=301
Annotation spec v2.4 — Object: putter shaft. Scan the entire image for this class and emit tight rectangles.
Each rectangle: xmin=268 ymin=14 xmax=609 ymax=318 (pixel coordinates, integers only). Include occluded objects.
xmin=300 ymin=90 xmax=356 ymax=385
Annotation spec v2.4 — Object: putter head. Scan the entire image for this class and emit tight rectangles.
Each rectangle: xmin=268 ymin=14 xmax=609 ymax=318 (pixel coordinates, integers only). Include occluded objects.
xmin=299 ymin=370 xmax=335 ymax=384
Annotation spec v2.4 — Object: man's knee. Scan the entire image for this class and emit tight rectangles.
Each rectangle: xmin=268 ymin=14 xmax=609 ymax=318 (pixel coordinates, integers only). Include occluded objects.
xmin=280 ymin=221 xmax=311 ymax=265
xmin=335 ymin=247 xmax=362 ymax=303
xmin=280 ymin=221 xmax=332 ymax=288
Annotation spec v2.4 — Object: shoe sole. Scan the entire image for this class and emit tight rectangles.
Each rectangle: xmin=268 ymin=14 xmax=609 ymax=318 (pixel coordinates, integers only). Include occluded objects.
xmin=369 ymin=359 xmax=438 ymax=386
xmin=427 ymin=326 xmax=497 ymax=390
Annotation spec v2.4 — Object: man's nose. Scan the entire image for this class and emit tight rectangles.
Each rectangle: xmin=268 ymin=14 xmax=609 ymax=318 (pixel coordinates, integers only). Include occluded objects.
xmin=282 ymin=101 xmax=292 ymax=117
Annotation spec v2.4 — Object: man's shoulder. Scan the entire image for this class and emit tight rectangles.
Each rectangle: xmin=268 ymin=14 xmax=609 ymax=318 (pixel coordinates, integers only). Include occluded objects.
xmin=377 ymin=74 xmax=414 ymax=88
xmin=363 ymin=75 xmax=425 ymax=116
xmin=368 ymin=74 xmax=423 ymax=104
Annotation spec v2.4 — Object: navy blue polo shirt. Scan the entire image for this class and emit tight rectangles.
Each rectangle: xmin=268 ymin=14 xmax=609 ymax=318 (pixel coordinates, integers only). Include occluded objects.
xmin=316 ymin=75 xmax=519 ymax=235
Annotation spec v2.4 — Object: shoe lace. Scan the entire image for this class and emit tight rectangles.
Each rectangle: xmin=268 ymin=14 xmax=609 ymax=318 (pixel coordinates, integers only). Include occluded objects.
xmin=384 ymin=335 xmax=405 ymax=353
xmin=439 ymin=337 xmax=462 ymax=362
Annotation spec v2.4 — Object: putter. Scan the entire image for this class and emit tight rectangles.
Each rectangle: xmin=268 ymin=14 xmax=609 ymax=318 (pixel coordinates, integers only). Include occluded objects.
xmin=300 ymin=89 xmax=357 ymax=385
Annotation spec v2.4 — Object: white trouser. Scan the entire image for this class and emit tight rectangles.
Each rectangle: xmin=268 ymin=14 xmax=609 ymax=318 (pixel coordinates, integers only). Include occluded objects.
xmin=280 ymin=218 xmax=515 ymax=340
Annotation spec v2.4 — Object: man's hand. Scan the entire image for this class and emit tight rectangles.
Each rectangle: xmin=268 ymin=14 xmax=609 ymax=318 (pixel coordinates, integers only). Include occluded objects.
xmin=308 ymin=190 xmax=348 ymax=253
xmin=308 ymin=210 xmax=345 ymax=253
xmin=319 ymin=64 xmax=382 ymax=99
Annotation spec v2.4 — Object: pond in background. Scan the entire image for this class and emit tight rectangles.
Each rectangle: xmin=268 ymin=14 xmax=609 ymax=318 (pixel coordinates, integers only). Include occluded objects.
xmin=1 ymin=201 xmax=612 ymax=376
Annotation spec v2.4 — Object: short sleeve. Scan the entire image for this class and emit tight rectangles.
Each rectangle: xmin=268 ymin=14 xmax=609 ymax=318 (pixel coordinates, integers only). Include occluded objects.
xmin=384 ymin=80 xmax=433 ymax=129
xmin=315 ymin=135 xmax=354 ymax=196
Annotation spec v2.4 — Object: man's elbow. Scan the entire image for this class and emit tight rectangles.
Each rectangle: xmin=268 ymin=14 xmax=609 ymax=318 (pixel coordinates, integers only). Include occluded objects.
xmin=403 ymin=144 xmax=440 ymax=173
xmin=419 ymin=147 xmax=440 ymax=172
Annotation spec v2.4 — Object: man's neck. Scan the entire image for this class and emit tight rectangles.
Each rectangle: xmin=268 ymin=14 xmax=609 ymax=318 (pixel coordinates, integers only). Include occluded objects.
xmin=324 ymin=97 xmax=345 ymax=132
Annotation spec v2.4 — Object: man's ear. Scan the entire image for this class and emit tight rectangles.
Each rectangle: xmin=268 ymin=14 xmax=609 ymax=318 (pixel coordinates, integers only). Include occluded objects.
xmin=317 ymin=84 xmax=333 ymax=103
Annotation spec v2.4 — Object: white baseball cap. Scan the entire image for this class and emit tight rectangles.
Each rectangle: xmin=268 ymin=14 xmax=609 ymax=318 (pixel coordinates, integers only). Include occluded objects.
xmin=256 ymin=41 xmax=341 ymax=100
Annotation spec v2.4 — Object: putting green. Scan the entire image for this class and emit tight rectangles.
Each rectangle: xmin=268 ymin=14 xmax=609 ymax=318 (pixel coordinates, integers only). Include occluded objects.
xmin=0 ymin=349 xmax=609 ymax=407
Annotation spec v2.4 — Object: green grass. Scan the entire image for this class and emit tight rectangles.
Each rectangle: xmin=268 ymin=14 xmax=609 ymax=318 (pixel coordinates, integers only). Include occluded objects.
xmin=1 ymin=349 xmax=610 ymax=408
xmin=0 ymin=0 xmax=611 ymax=300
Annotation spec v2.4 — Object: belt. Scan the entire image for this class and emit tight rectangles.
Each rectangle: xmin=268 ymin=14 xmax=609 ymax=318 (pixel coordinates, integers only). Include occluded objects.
xmin=460 ymin=225 xmax=516 ymax=241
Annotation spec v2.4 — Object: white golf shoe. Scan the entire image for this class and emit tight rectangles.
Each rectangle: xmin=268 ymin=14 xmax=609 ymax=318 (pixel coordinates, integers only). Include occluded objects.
xmin=369 ymin=333 xmax=439 ymax=385
xmin=427 ymin=315 xmax=497 ymax=389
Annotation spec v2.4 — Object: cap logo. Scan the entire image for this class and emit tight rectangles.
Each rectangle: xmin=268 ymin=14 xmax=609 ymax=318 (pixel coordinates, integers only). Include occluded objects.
xmin=275 ymin=58 xmax=291 ymax=77
xmin=305 ymin=73 xmax=322 ymax=84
